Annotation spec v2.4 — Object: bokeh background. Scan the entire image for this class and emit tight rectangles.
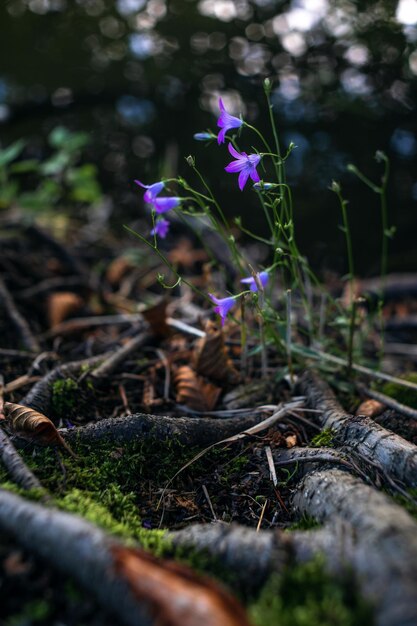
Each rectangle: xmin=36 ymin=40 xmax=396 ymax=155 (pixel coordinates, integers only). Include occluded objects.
xmin=1 ymin=0 xmax=416 ymax=275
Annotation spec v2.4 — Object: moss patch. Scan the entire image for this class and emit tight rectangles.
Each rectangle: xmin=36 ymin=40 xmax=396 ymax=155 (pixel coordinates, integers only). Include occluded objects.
xmin=310 ymin=429 xmax=335 ymax=448
xmin=381 ymin=373 xmax=417 ymax=409
xmin=250 ymin=556 xmax=373 ymax=626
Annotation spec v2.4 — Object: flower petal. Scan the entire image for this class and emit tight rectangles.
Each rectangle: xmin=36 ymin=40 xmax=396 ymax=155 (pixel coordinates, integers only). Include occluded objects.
xmin=225 ymin=160 xmax=246 ymax=173
xmin=238 ymin=169 xmax=250 ymax=191
xmin=153 ymin=197 xmax=180 ymax=213
xmin=217 ymin=128 xmax=227 ymax=144
xmin=227 ymin=143 xmax=243 ymax=159
xmin=249 ymin=167 xmax=260 ymax=183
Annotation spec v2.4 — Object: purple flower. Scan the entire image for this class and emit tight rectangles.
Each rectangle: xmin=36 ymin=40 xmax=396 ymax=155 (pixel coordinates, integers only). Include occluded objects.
xmin=225 ymin=143 xmax=261 ymax=191
xmin=134 ymin=180 xmax=164 ymax=203
xmin=135 ymin=179 xmax=180 ymax=213
xmin=208 ymin=293 xmax=236 ymax=326
xmin=217 ymin=98 xmax=243 ymax=145
xmin=240 ymin=270 xmax=269 ymax=292
xmin=152 ymin=196 xmax=181 ymax=214
xmin=151 ymin=218 xmax=170 ymax=239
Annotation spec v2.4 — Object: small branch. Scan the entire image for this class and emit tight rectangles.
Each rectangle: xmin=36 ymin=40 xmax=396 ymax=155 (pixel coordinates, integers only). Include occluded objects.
xmin=357 ymin=383 xmax=417 ymax=421
xmin=0 ymin=427 xmax=46 ymax=492
xmin=91 ymin=332 xmax=149 ymax=379
xmin=0 ymin=276 xmax=40 ymax=352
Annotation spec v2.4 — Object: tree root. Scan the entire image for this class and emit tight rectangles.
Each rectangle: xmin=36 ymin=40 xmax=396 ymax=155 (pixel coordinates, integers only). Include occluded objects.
xmin=299 ymin=370 xmax=417 ymax=488
xmin=0 ymin=427 xmax=46 ymax=492
xmin=293 ymin=467 xmax=417 ymax=626
xmin=61 ymin=410 xmax=267 ymax=447
xmin=0 ymin=489 xmax=252 ymax=626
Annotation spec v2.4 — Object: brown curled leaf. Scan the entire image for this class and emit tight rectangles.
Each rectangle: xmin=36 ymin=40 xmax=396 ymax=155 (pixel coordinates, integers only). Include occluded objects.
xmin=174 ymin=366 xmax=221 ymax=412
xmin=3 ymin=402 xmax=77 ymax=459
xmin=111 ymin=545 xmax=253 ymax=626
xmin=193 ymin=321 xmax=239 ymax=385
xmin=142 ymin=298 xmax=171 ymax=338
xmin=106 ymin=255 xmax=136 ymax=286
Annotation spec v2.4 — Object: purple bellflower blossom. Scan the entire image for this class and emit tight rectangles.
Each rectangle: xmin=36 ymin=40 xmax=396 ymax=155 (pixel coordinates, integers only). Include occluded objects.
xmin=152 ymin=196 xmax=180 ymax=214
xmin=208 ymin=293 xmax=236 ymax=326
xmin=135 ymin=179 xmax=180 ymax=214
xmin=217 ymin=98 xmax=243 ymax=144
xmin=240 ymin=270 xmax=269 ymax=292
xmin=151 ymin=218 xmax=170 ymax=239
xmin=134 ymin=180 xmax=164 ymax=203
xmin=225 ymin=143 xmax=261 ymax=191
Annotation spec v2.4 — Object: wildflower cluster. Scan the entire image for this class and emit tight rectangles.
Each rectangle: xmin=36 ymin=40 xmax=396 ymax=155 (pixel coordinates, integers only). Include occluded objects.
xmin=132 ymin=87 xmax=389 ymax=368
xmin=134 ymin=180 xmax=181 ymax=239
xmin=134 ymin=96 xmax=273 ymax=326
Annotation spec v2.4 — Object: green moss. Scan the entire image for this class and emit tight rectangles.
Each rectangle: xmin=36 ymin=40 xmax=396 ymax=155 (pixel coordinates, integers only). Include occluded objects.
xmin=51 ymin=377 xmax=79 ymax=418
xmin=310 ymin=429 xmax=335 ymax=448
xmin=381 ymin=373 xmax=417 ymax=409
xmin=250 ymin=556 xmax=373 ymax=626
xmin=390 ymin=488 xmax=417 ymax=519
xmin=287 ymin=514 xmax=320 ymax=531
xmin=5 ymin=599 xmax=51 ymax=625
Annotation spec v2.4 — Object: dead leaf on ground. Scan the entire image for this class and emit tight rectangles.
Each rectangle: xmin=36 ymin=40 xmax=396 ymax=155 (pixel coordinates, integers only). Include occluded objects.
xmin=142 ymin=299 xmax=171 ymax=338
xmin=356 ymin=399 xmax=386 ymax=418
xmin=175 ymin=366 xmax=221 ymax=412
xmin=285 ymin=434 xmax=297 ymax=448
xmin=193 ymin=321 xmax=239 ymax=385
xmin=111 ymin=545 xmax=253 ymax=626
xmin=3 ymin=402 xmax=77 ymax=458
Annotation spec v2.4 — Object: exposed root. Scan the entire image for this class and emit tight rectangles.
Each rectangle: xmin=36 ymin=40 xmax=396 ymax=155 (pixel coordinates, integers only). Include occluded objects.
xmin=0 ymin=275 xmax=40 ymax=353
xmin=299 ymin=370 xmax=417 ymax=488
xmin=61 ymin=411 xmax=267 ymax=447
xmin=293 ymin=468 xmax=417 ymax=626
xmin=0 ymin=427 xmax=46 ymax=492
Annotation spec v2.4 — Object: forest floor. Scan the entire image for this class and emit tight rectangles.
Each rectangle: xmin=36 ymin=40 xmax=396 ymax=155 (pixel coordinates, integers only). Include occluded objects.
xmin=1 ymin=217 xmax=417 ymax=626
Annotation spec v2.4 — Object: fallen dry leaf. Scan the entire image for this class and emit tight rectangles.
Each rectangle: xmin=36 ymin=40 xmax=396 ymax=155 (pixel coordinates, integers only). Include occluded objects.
xmin=175 ymin=366 xmax=221 ymax=412
xmin=3 ymin=402 xmax=77 ymax=458
xmin=193 ymin=321 xmax=239 ymax=385
xmin=111 ymin=545 xmax=253 ymax=626
xmin=142 ymin=299 xmax=171 ymax=338
xmin=106 ymin=256 xmax=136 ymax=286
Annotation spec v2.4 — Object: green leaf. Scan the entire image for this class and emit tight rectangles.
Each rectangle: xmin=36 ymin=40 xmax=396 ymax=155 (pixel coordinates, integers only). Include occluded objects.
xmin=0 ymin=139 xmax=25 ymax=167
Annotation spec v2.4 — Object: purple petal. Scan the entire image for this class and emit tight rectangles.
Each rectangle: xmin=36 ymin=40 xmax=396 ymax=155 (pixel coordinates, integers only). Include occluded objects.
xmin=219 ymin=98 xmax=225 ymax=112
xmin=144 ymin=182 xmax=165 ymax=203
xmin=134 ymin=179 xmax=147 ymax=189
xmin=238 ymin=169 xmax=250 ymax=191
xmin=240 ymin=271 xmax=269 ymax=292
xmin=208 ymin=293 xmax=236 ymax=325
xmin=150 ymin=218 xmax=170 ymax=239
xmin=249 ymin=167 xmax=260 ymax=183
xmin=217 ymin=128 xmax=227 ymax=144
xmin=228 ymin=143 xmax=242 ymax=159
xmin=225 ymin=160 xmax=246 ymax=173
xmin=153 ymin=197 xmax=180 ymax=213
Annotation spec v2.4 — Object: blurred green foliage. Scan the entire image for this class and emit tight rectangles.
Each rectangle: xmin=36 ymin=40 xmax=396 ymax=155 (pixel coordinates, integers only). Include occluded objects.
xmin=0 ymin=126 xmax=102 ymax=212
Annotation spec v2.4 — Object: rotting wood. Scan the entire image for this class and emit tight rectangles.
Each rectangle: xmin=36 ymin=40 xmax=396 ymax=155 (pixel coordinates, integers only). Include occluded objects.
xmin=0 ymin=489 xmax=253 ymax=626
xmin=299 ymin=370 xmax=417 ymax=488
xmin=293 ymin=468 xmax=417 ymax=626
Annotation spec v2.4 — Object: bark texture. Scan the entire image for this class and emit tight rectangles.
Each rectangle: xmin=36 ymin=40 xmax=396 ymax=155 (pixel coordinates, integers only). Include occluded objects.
xmin=299 ymin=370 xmax=417 ymax=487
xmin=293 ymin=468 xmax=417 ymax=626
xmin=62 ymin=411 xmax=266 ymax=447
